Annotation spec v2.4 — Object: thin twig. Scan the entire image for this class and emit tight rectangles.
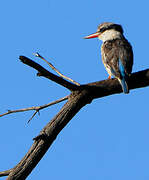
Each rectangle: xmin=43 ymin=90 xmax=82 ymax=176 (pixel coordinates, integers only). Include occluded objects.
xmin=27 ymin=111 xmax=38 ymax=123
xmin=19 ymin=56 xmax=79 ymax=91
xmin=0 ymin=96 xmax=69 ymax=121
xmin=0 ymin=168 xmax=13 ymax=177
xmin=34 ymin=52 xmax=80 ymax=86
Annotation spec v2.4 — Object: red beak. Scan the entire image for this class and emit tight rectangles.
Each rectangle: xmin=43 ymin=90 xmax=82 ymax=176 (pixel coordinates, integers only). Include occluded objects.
xmin=84 ymin=32 xmax=99 ymax=39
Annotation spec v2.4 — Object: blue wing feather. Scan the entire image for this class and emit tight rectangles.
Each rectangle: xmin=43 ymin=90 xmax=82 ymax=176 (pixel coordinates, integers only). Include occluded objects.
xmin=118 ymin=77 xmax=129 ymax=94
xmin=118 ymin=59 xmax=129 ymax=94
xmin=119 ymin=59 xmax=125 ymax=77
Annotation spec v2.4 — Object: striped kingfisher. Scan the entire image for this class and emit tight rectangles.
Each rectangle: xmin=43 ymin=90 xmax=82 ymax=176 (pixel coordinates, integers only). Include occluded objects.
xmin=84 ymin=22 xmax=133 ymax=94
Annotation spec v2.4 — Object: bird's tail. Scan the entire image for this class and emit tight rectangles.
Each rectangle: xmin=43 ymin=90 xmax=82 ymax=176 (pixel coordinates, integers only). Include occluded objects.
xmin=118 ymin=77 xmax=129 ymax=94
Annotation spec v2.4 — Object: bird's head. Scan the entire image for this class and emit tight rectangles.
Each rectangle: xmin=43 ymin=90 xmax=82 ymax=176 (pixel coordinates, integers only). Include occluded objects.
xmin=84 ymin=22 xmax=124 ymax=42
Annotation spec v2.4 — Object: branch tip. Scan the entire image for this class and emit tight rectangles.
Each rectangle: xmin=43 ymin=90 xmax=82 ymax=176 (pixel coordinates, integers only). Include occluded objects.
xmin=0 ymin=96 xmax=69 ymax=121
xmin=33 ymin=52 xmax=41 ymax=58
xmin=19 ymin=55 xmax=27 ymax=63
xmin=27 ymin=111 xmax=38 ymax=124
xmin=34 ymin=52 xmax=80 ymax=86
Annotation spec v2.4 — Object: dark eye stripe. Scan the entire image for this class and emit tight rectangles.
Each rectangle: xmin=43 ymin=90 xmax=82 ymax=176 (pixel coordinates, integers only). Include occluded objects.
xmin=99 ymin=27 xmax=107 ymax=33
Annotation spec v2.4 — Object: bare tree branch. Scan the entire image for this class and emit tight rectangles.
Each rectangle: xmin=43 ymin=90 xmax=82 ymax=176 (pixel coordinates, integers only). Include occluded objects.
xmin=5 ymin=90 xmax=91 ymax=180
xmin=34 ymin=52 xmax=80 ymax=86
xmin=0 ymin=169 xmax=12 ymax=177
xmin=27 ymin=95 xmax=69 ymax=123
xmin=1 ymin=56 xmax=149 ymax=179
xmin=19 ymin=56 xmax=79 ymax=91
xmin=0 ymin=95 xmax=69 ymax=123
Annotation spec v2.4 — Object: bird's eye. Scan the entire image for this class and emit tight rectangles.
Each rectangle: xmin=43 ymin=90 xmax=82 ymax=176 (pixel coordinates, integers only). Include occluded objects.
xmin=99 ymin=27 xmax=106 ymax=33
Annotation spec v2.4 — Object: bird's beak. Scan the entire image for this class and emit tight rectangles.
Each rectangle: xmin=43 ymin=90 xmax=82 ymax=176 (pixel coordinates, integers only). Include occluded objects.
xmin=84 ymin=32 xmax=100 ymax=39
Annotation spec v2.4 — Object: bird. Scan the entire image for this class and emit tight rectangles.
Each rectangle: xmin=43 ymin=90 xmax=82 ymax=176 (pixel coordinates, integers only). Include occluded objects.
xmin=84 ymin=22 xmax=133 ymax=94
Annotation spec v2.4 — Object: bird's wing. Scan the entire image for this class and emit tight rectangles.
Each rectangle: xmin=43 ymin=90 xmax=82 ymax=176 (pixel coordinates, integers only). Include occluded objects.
xmin=102 ymin=41 xmax=121 ymax=78
xmin=118 ymin=40 xmax=133 ymax=76
xmin=102 ymin=39 xmax=133 ymax=78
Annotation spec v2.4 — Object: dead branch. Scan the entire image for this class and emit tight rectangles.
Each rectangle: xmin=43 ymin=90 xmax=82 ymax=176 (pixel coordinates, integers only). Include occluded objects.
xmin=34 ymin=52 xmax=80 ymax=86
xmin=0 ymin=95 xmax=69 ymax=123
xmin=1 ymin=56 xmax=149 ymax=179
xmin=19 ymin=56 xmax=79 ymax=91
xmin=0 ymin=169 xmax=12 ymax=177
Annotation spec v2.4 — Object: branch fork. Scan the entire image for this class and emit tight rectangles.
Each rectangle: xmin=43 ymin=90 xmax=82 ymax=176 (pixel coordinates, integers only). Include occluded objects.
xmin=0 ymin=95 xmax=69 ymax=123
xmin=1 ymin=53 xmax=149 ymax=179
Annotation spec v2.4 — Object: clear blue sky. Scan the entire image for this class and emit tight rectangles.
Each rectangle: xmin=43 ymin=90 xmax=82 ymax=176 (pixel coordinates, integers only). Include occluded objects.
xmin=1 ymin=0 xmax=149 ymax=179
